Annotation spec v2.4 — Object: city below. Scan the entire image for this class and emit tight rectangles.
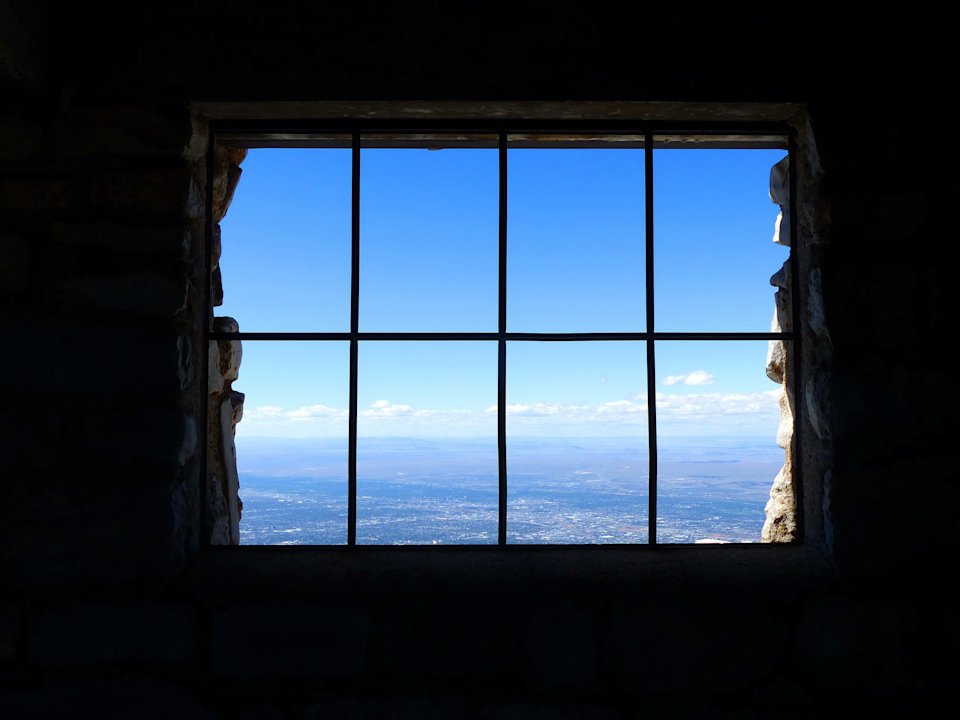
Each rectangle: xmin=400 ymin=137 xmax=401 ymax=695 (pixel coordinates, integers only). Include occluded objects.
xmin=235 ymin=436 xmax=781 ymax=545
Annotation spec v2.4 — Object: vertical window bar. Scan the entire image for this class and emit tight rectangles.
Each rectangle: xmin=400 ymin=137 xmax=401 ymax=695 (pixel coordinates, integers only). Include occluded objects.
xmin=348 ymin=132 xmax=360 ymax=546
xmin=498 ymin=132 xmax=508 ymax=546
xmin=788 ymin=131 xmax=804 ymax=542
xmin=645 ymin=132 xmax=658 ymax=546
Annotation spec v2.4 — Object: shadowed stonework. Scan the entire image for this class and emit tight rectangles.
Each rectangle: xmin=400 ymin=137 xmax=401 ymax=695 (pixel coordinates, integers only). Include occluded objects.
xmin=0 ymin=3 xmax=954 ymax=717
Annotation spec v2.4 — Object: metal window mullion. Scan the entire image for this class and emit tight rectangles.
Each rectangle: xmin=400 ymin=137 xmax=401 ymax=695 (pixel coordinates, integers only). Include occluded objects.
xmin=209 ymin=331 xmax=792 ymax=342
xmin=348 ymin=132 xmax=360 ymax=546
xmin=498 ymin=132 xmax=508 ymax=546
xmin=645 ymin=132 xmax=658 ymax=546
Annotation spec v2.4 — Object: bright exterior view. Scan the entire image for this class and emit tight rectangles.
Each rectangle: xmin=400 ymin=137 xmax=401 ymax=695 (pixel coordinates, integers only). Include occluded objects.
xmin=214 ymin=134 xmax=790 ymax=545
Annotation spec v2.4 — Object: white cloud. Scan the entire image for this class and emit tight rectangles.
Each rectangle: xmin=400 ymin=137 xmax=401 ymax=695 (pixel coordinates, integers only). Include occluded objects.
xmin=362 ymin=400 xmax=413 ymax=417
xmin=287 ymin=403 xmax=344 ymax=419
xmin=655 ymin=390 xmax=778 ymax=419
xmin=597 ymin=399 xmax=646 ymax=414
xmin=237 ymin=390 xmax=780 ymax=438
xmin=505 ymin=402 xmax=568 ymax=417
xmin=662 ymin=370 xmax=715 ymax=386
xmin=246 ymin=405 xmax=286 ymax=418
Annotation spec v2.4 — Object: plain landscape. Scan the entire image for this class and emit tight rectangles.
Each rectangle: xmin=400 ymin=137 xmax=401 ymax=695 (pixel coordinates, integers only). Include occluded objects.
xmin=236 ymin=436 xmax=781 ymax=545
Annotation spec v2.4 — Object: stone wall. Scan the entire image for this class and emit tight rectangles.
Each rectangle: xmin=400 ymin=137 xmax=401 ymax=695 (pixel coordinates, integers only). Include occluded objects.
xmin=205 ymin=146 xmax=246 ymax=545
xmin=762 ymin=156 xmax=798 ymax=542
xmin=1 ymin=3 xmax=956 ymax=717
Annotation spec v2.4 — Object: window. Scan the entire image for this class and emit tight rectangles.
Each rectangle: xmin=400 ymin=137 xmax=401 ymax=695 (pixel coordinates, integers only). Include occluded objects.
xmin=205 ymin=122 xmax=795 ymax=547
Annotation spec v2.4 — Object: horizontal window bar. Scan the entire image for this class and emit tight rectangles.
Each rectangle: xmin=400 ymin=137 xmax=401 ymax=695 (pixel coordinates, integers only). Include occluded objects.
xmin=652 ymin=332 xmax=793 ymax=341
xmin=208 ymin=332 xmax=498 ymax=341
xmin=209 ymin=331 xmax=793 ymax=342
xmin=209 ymin=332 xmax=354 ymax=341
xmin=203 ymin=542 xmax=793 ymax=552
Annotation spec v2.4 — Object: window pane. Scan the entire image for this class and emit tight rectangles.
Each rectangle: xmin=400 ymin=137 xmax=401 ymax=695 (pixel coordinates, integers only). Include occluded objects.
xmin=357 ymin=342 xmax=498 ymax=544
xmin=508 ymin=146 xmax=646 ymax=332
xmin=654 ymin=341 xmax=787 ymax=543
xmin=507 ymin=341 xmax=649 ymax=544
xmin=230 ymin=341 xmax=350 ymax=545
xmin=360 ymin=144 xmax=498 ymax=331
xmin=218 ymin=148 xmax=352 ymax=332
xmin=653 ymin=148 xmax=789 ymax=332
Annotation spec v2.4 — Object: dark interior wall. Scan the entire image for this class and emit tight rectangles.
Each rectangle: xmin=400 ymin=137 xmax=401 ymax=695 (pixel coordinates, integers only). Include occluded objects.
xmin=2 ymin=2 xmax=956 ymax=717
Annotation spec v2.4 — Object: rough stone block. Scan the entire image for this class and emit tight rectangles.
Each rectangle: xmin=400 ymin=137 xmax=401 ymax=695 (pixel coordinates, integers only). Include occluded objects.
xmin=0 ymin=313 xmax=185 ymax=402
xmin=0 ymin=1 xmax=47 ymax=92
xmin=0 ymin=677 xmax=215 ymax=720
xmin=297 ymin=697 xmax=468 ymax=720
xmin=0 ymin=176 xmax=77 ymax=213
xmin=87 ymin=166 xmax=193 ymax=221
xmin=2 ymin=468 xmax=191 ymax=587
xmin=0 ymin=603 xmax=19 ymax=661
xmin=369 ymin=600 xmax=519 ymax=679
xmin=51 ymin=222 xmax=188 ymax=257
xmin=524 ymin=604 xmax=599 ymax=690
xmin=54 ymin=106 xmax=194 ymax=160
xmin=55 ymin=125 xmax=178 ymax=160
xmin=0 ymin=167 xmax=191 ymax=220
xmin=238 ymin=703 xmax=285 ymax=720
xmin=0 ymin=118 xmax=43 ymax=163
xmin=62 ymin=271 xmax=187 ymax=317
xmin=794 ymin=596 xmax=927 ymax=694
xmin=29 ymin=603 xmax=194 ymax=665
xmin=213 ymin=603 xmax=368 ymax=678
xmin=604 ymin=595 xmax=787 ymax=696
xmin=70 ymin=409 xmax=196 ymax=468
xmin=0 ymin=405 xmax=63 ymax=469
xmin=0 ymin=231 xmax=31 ymax=294
xmin=477 ymin=702 xmax=619 ymax=720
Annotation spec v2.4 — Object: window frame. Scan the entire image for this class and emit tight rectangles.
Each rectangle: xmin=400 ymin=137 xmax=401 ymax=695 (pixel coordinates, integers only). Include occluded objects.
xmin=203 ymin=118 xmax=801 ymax=548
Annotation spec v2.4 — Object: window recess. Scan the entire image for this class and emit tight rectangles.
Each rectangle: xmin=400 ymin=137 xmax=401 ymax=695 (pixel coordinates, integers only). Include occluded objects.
xmin=204 ymin=123 xmax=797 ymax=547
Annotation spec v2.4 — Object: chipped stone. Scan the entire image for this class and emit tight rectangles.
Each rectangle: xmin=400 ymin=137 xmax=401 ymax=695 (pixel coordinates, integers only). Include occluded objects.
xmin=769 ymin=156 xmax=789 ymax=205
xmin=207 ymin=341 xmax=223 ymax=395
xmin=766 ymin=340 xmax=785 ymax=383
xmin=212 ymin=147 xmax=247 ymax=221
xmin=211 ymin=265 xmax=224 ymax=307
xmin=763 ymin=164 xmax=796 ymax=542
xmin=770 ymin=156 xmax=791 ymax=247
xmin=185 ymin=177 xmax=204 ymax=219
xmin=208 ymin=315 xmax=243 ymax=543
xmin=807 ymin=268 xmax=829 ymax=339
xmin=762 ymin=457 xmax=797 ymax=542
xmin=179 ymin=415 xmax=198 ymax=466
xmin=805 ymin=370 xmax=831 ymax=441
xmin=770 ymin=259 xmax=790 ymax=289
xmin=183 ymin=116 xmax=208 ymax=160
xmin=177 ymin=335 xmax=192 ymax=390
xmin=777 ymin=385 xmax=793 ymax=449
xmin=220 ymin=391 xmax=244 ymax=540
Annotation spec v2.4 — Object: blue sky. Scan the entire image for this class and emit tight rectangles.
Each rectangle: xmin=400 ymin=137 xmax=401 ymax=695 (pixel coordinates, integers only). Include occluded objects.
xmin=219 ymin=144 xmax=788 ymax=438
